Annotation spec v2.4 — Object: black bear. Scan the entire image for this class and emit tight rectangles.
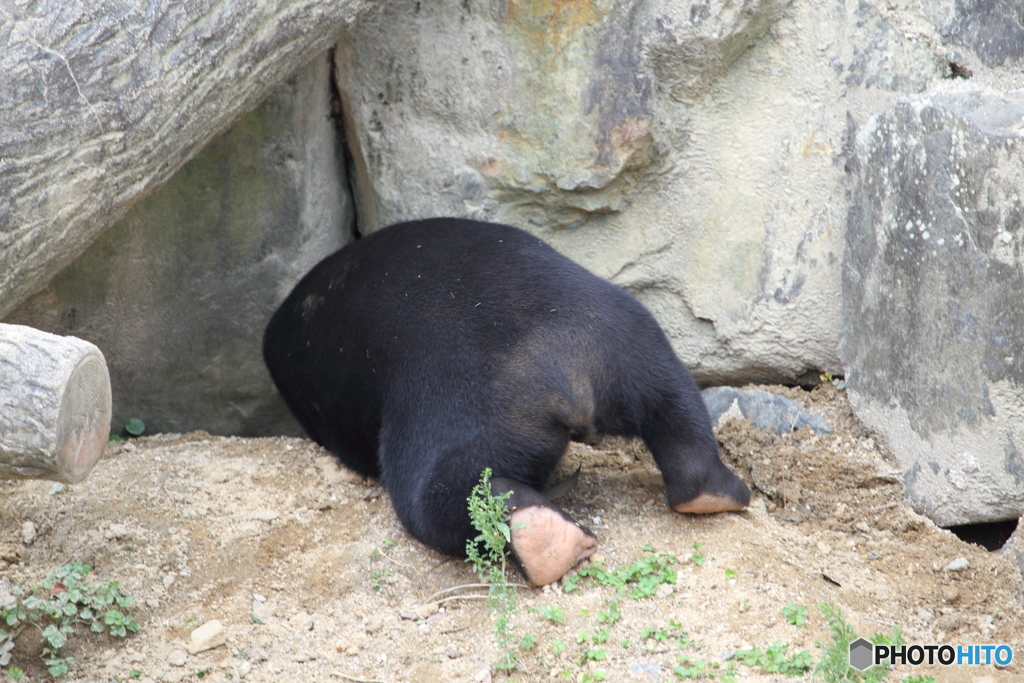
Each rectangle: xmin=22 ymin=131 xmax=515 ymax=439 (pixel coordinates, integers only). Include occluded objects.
xmin=263 ymin=218 xmax=750 ymax=585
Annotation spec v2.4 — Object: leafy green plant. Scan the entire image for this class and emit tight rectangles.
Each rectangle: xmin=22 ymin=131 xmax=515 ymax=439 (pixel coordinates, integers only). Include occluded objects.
xmin=673 ymin=657 xmax=734 ymax=681
xmin=815 ymin=603 xmax=902 ymax=683
xmin=690 ymin=542 xmax=707 ymax=566
xmin=900 ymin=677 xmax=935 ymax=683
xmin=0 ymin=561 xmax=138 ymax=677
xmin=124 ymin=418 xmax=145 ymax=437
xmin=596 ymin=601 xmax=621 ymax=625
xmin=782 ymin=603 xmax=809 ymax=626
xmin=734 ymin=641 xmax=812 ymax=676
xmin=640 ymin=619 xmax=692 ymax=652
xmin=537 ymin=605 xmax=565 ymax=623
xmin=465 ymin=468 xmax=519 ymax=672
xmin=724 ymin=568 xmax=737 ymax=580
xmin=562 ymin=549 xmax=677 ymax=598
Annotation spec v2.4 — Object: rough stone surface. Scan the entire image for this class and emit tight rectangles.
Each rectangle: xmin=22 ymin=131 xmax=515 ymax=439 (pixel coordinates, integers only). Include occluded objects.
xmin=0 ymin=0 xmax=377 ymax=320
xmin=333 ymin=0 xmax=939 ymax=385
xmin=4 ymin=54 xmax=352 ymax=437
xmin=925 ymin=0 xmax=1024 ymax=68
xmin=702 ymin=387 xmax=830 ymax=435
xmin=841 ymin=91 xmax=1024 ymax=525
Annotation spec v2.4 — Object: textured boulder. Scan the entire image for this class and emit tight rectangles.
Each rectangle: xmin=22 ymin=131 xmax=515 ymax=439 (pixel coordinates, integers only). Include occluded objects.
xmin=702 ymin=387 xmax=830 ymax=435
xmin=5 ymin=54 xmax=352 ymax=437
xmin=0 ymin=0 xmax=376 ymax=320
xmin=841 ymin=92 xmax=1024 ymax=525
xmin=334 ymin=0 xmax=938 ymax=385
xmin=925 ymin=0 xmax=1024 ymax=68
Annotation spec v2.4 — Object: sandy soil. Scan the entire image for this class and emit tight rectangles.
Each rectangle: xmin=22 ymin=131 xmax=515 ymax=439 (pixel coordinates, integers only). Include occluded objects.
xmin=1 ymin=384 xmax=1021 ymax=683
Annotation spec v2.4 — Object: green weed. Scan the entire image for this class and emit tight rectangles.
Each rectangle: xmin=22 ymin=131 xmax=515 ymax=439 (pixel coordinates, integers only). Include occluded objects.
xmin=782 ymin=603 xmax=809 ymax=626
xmin=815 ymin=603 xmax=903 ymax=682
xmin=0 ymin=561 xmax=138 ymax=677
xmin=734 ymin=640 xmax=812 ymax=676
xmin=465 ymin=468 xmax=519 ymax=672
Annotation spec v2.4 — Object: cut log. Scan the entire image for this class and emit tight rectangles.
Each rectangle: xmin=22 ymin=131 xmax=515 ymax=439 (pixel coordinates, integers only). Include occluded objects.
xmin=0 ymin=0 xmax=380 ymax=319
xmin=0 ymin=324 xmax=112 ymax=483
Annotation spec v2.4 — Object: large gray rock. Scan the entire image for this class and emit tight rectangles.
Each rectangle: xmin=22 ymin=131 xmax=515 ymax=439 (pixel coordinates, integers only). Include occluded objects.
xmin=334 ymin=0 xmax=939 ymax=385
xmin=702 ymin=387 xmax=829 ymax=435
xmin=925 ymin=0 xmax=1024 ymax=68
xmin=4 ymin=54 xmax=352 ymax=437
xmin=841 ymin=91 xmax=1024 ymax=525
xmin=0 ymin=0 xmax=377 ymax=320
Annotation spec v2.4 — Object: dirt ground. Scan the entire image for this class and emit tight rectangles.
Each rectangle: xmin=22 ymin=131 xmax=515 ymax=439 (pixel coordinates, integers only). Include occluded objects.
xmin=1 ymin=384 xmax=1022 ymax=683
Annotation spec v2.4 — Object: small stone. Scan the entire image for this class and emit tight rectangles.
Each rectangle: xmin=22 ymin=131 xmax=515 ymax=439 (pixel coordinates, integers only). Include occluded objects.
xmin=289 ymin=611 xmax=314 ymax=631
xmin=445 ymin=648 xmax=462 ymax=659
xmin=106 ymin=523 xmax=130 ymax=539
xmin=366 ymin=615 xmax=384 ymax=632
xmin=589 ymin=553 xmax=605 ymax=564
xmin=816 ymin=541 xmax=831 ymax=554
xmin=399 ymin=611 xmax=418 ymax=620
xmin=944 ymin=557 xmax=970 ymax=572
xmin=941 ymin=585 xmax=960 ymax=602
xmin=474 ymin=664 xmax=491 ymax=683
xmin=655 ymin=583 xmax=674 ymax=599
xmin=251 ymin=599 xmax=269 ymax=622
xmin=168 ymin=650 xmax=188 ymax=667
xmin=254 ymin=510 xmax=279 ymax=521
xmin=188 ymin=619 xmax=227 ymax=654
xmin=237 ymin=661 xmax=252 ymax=678
xmin=345 ymin=646 xmax=359 ymax=656
xmin=917 ymin=609 xmax=935 ymax=623
xmin=854 ymin=522 xmax=871 ymax=533
xmin=21 ymin=522 xmax=36 ymax=545
xmin=415 ymin=602 xmax=439 ymax=619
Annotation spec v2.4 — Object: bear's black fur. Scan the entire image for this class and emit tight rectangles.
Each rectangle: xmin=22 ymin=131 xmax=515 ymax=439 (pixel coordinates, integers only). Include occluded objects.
xmin=263 ymin=218 xmax=749 ymax=559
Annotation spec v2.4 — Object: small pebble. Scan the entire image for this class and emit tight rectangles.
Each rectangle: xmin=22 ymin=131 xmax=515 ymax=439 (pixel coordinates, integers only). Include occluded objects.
xmin=168 ymin=650 xmax=188 ymax=667
xmin=590 ymin=553 xmax=605 ymax=564
xmin=944 ymin=557 xmax=969 ymax=572
xmin=415 ymin=602 xmax=439 ymax=619
xmin=289 ymin=611 xmax=314 ymax=631
xmin=21 ymin=522 xmax=36 ymax=545
xmin=188 ymin=619 xmax=227 ymax=654
xmin=366 ymin=615 xmax=384 ymax=632
xmin=254 ymin=510 xmax=279 ymax=522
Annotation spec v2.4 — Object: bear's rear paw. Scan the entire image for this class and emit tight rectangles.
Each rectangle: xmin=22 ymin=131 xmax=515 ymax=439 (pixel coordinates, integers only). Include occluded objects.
xmin=510 ymin=505 xmax=597 ymax=586
xmin=672 ymin=492 xmax=748 ymax=514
